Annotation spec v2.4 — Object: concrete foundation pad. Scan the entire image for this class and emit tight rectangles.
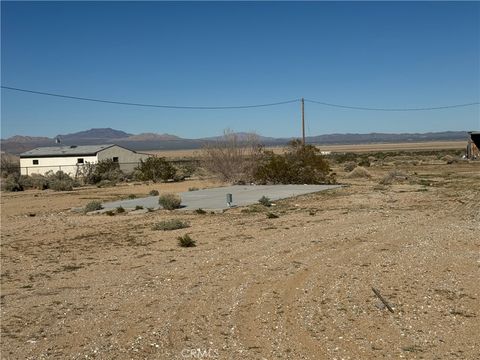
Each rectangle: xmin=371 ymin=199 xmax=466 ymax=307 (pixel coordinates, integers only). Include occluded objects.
xmin=91 ymin=184 xmax=341 ymax=213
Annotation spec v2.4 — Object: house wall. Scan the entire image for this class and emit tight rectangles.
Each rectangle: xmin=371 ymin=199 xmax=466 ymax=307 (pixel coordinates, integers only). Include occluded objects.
xmin=20 ymin=155 xmax=98 ymax=176
xmin=97 ymin=146 xmax=150 ymax=173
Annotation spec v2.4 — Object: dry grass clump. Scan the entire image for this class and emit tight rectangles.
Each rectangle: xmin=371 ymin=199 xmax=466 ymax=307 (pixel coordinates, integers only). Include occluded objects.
xmin=380 ymin=170 xmax=409 ymax=185
xmin=152 ymin=219 xmax=190 ymax=231
xmin=345 ymin=166 xmax=372 ymax=179
xmin=177 ymin=234 xmax=196 ymax=247
xmin=443 ymin=155 xmax=458 ymax=164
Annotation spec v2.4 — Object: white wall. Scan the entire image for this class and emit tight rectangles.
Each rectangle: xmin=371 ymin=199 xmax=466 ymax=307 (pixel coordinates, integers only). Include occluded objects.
xmin=20 ymin=155 xmax=98 ymax=176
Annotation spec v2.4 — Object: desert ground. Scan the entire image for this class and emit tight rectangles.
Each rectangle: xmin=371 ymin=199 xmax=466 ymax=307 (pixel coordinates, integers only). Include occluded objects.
xmin=145 ymin=141 xmax=466 ymax=159
xmin=1 ymin=151 xmax=479 ymax=359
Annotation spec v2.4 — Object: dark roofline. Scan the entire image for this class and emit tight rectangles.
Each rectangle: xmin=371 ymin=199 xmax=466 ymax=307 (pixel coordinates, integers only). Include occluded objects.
xmin=20 ymin=153 xmax=99 ymax=159
xmin=19 ymin=144 xmax=145 ymax=158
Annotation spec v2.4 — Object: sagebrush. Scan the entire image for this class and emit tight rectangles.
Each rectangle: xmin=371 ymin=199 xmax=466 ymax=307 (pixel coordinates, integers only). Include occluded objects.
xmin=135 ymin=157 xmax=177 ymax=182
xmin=159 ymin=193 xmax=182 ymax=210
xmin=152 ymin=219 xmax=190 ymax=231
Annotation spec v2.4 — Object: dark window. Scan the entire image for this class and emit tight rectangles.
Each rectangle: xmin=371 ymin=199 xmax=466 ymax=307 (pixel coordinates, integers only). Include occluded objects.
xmin=77 ymin=158 xmax=84 ymax=164
xmin=113 ymin=157 xmax=119 ymax=163
xmin=33 ymin=160 xmax=39 ymax=165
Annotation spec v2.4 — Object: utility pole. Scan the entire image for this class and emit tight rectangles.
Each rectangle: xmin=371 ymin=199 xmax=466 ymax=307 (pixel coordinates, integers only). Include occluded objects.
xmin=301 ymin=97 xmax=305 ymax=145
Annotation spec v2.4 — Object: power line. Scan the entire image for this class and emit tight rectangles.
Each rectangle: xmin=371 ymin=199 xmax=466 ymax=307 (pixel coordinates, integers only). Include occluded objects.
xmin=2 ymin=85 xmax=479 ymax=111
xmin=0 ymin=86 xmax=300 ymax=109
xmin=304 ymin=98 xmax=480 ymax=111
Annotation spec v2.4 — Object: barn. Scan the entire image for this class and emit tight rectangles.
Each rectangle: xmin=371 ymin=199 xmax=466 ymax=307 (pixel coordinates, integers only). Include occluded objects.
xmin=19 ymin=144 xmax=150 ymax=176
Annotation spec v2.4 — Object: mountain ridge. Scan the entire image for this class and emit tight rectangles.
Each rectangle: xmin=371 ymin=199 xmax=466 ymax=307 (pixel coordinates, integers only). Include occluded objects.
xmin=1 ymin=128 xmax=471 ymax=155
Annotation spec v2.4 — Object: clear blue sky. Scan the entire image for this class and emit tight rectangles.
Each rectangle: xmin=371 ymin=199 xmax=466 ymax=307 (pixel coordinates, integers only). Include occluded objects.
xmin=1 ymin=1 xmax=479 ymax=139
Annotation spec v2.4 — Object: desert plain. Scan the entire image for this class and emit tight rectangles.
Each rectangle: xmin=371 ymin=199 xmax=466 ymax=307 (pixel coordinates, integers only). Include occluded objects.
xmin=1 ymin=148 xmax=479 ymax=359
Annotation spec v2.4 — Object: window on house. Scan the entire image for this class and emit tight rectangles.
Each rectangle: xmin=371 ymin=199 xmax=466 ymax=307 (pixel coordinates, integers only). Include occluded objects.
xmin=33 ymin=160 xmax=39 ymax=165
xmin=113 ymin=157 xmax=119 ymax=163
xmin=77 ymin=158 xmax=84 ymax=164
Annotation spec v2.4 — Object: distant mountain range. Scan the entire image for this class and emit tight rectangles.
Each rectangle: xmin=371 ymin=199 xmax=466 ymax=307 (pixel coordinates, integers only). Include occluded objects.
xmin=0 ymin=128 xmax=471 ymax=155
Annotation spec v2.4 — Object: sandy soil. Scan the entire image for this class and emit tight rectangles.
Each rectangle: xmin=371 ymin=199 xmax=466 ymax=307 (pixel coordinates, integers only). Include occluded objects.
xmin=1 ymin=160 xmax=479 ymax=359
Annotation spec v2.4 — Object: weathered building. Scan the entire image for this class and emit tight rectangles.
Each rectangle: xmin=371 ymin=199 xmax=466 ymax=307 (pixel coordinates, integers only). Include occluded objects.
xmin=20 ymin=144 xmax=150 ymax=176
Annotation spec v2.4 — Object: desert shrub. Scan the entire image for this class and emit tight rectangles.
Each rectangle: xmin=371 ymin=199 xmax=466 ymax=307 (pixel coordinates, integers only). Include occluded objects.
xmin=116 ymin=206 xmax=125 ymax=213
xmin=0 ymin=155 xmax=20 ymax=178
xmin=380 ymin=170 xmax=409 ymax=185
xmin=96 ymin=180 xmax=117 ymax=188
xmin=105 ymin=210 xmax=115 ymax=216
xmin=343 ymin=161 xmax=357 ymax=172
xmin=2 ymin=174 xmax=24 ymax=191
xmin=254 ymin=140 xmax=333 ymax=184
xmin=149 ymin=189 xmax=160 ymax=196
xmin=135 ymin=205 xmax=144 ymax=210
xmin=358 ymin=159 xmax=370 ymax=167
xmin=266 ymin=212 xmax=279 ymax=219
xmin=152 ymin=219 xmax=190 ymax=231
xmin=258 ymin=196 xmax=272 ymax=207
xmin=443 ymin=155 xmax=458 ymax=164
xmin=177 ymin=234 xmax=196 ymax=247
xmin=80 ymin=159 xmax=123 ymax=185
xmin=28 ymin=174 xmax=49 ymax=190
xmin=158 ymin=193 xmax=182 ymax=210
xmin=84 ymin=201 xmax=103 ymax=213
xmin=201 ymin=130 xmax=263 ymax=184
xmin=194 ymin=208 xmax=207 ymax=214
xmin=332 ymin=152 xmax=358 ymax=164
xmin=188 ymin=187 xmax=199 ymax=191
xmin=345 ymin=166 xmax=372 ymax=179
xmin=135 ymin=157 xmax=177 ymax=182
xmin=45 ymin=171 xmax=76 ymax=191
xmin=49 ymin=179 xmax=74 ymax=191
xmin=127 ymin=194 xmax=136 ymax=199
xmin=175 ymin=162 xmax=198 ymax=180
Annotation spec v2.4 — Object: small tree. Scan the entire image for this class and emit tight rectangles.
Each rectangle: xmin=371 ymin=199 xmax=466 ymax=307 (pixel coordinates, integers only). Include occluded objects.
xmin=135 ymin=157 xmax=176 ymax=182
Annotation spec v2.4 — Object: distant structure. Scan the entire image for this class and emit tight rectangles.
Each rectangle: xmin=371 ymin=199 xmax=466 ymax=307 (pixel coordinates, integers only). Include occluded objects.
xmin=466 ymin=132 xmax=480 ymax=160
xmin=19 ymin=144 xmax=150 ymax=176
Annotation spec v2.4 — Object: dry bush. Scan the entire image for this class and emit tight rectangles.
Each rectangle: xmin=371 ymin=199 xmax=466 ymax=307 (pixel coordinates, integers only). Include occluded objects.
xmin=0 ymin=154 xmax=20 ymax=178
xmin=78 ymin=159 xmax=123 ymax=185
xmin=152 ymin=219 xmax=189 ymax=231
xmin=159 ymin=193 xmax=182 ymax=210
xmin=135 ymin=157 xmax=176 ymax=182
xmin=380 ymin=170 xmax=409 ymax=185
xmin=443 ymin=155 xmax=458 ymax=164
xmin=343 ymin=161 xmax=357 ymax=172
xmin=254 ymin=140 xmax=333 ymax=184
xmin=345 ymin=166 xmax=372 ymax=179
xmin=201 ymin=130 xmax=263 ymax=184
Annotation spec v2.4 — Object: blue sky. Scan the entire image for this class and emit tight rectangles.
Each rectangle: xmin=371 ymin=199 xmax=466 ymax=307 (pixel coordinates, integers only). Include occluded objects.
xmin=1 ymin=1 xmax=479 ymax=139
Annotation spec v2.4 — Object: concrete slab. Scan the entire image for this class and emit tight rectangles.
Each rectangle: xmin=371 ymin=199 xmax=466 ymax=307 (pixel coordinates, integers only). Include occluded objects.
xmin=95 ymin=184 xmax=341 ymax=212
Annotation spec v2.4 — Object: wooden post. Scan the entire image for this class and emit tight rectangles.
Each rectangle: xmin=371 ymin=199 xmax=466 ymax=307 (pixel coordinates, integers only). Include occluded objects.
xmin=301 ymin=97 xmax=305 ymax=145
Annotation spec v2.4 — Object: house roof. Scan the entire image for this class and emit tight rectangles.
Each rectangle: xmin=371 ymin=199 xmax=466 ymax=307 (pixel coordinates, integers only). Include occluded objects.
xmin=20 ymin=144 xmax=116 ymax=158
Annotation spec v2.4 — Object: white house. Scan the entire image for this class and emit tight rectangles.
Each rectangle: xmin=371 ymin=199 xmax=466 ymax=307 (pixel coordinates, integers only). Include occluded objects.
xmin=20 ymin=144 xmax=150 ymax=176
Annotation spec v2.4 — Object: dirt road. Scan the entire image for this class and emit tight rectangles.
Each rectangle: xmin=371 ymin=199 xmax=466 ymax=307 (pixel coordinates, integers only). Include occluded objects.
xmin=1 ymin=161 xmax=479 ymax=359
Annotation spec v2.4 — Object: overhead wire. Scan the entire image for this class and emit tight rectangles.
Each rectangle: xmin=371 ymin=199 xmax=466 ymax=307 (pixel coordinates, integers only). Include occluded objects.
xmin=304 ymin=98 xmax=480 ymax=111
xmin=0 ymin=86 xmax=299 ymax=109
xmin=2 ymin=85 xmax=479 ymax=112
